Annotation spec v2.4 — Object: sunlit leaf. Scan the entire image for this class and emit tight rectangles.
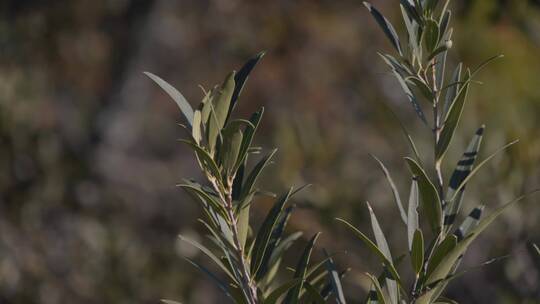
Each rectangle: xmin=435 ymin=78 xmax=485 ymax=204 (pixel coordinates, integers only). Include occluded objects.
xmin=144 ymin=71 xmax=194 ymax=126
xmin=407 ymin=178 xmax=420 ymax=250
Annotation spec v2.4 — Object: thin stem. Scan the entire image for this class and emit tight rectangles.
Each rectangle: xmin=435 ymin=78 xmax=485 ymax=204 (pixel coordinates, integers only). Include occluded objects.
xmin=431 ymin=62 xmax=444 ymax=199
xmin=210 ymin=176 xmax=259 ymax=304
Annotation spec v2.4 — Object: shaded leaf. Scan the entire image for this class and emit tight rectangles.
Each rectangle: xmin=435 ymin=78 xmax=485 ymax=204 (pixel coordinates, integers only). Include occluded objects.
xmin=178 ymin=235 xmax=237 ymax=282
xmin=405 ymin=157 xmax=442 ymax=233
xmin=304 ymin=283 xmax=326 ymax=304
xmin=423 ymin=18 xmax=440 ymax=53
xmin=284 ymin=233 xmax=321 ymax=304
xmin=263 ymin=279 xmax=301 ymax=304
xmin=364 ymin=2 xmax=403 ymax=55
xmin=336 ymin=218 xmax=402 ymax=286
xmin=229 ymin=52 xmax=265 ymax=117
xmin=251 ymin=189 xmax=293 ymax=274
xmin=436 ymin=69 xmax=471 ymax=161
xmin=324 ymin=250 xmax=347 ymax=304
xmin=411 ymin=229 xmax=424 ymax=275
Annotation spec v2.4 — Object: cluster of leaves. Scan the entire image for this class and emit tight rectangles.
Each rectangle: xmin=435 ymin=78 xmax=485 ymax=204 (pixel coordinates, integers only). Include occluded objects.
xmin=144 ymin=0 xmax=537 ymax=303
xmin=335 ymin=1 xmax=537 ymax=303
xmin=145 ymin=54 xmax=347 ymax=304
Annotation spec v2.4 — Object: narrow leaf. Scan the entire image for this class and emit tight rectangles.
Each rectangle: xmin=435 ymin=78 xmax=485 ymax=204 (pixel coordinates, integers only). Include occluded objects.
xmin=448 ymin=140 xmax=519 ymax=202
xmin=144 ymin=72 xmax=194 ymax=126
xmin=324 ymin=250 xmax=347 ymax=304
xmin=367 ymin=202 xmax=398 ymax=304
xmin=405 ymin=157 xmax=443 ymax=233
xmin=229 ymin=52 xmax=265 ymax=116
xmin=284 ymin=233 xmax=321 ymax=304
xmin=364 ymin=2 xmax=403 ymax=55
xmin=436 ymin=69 xmax=471 ymax=160
xmin=443 ymin=125 xmax=485 ymax=228
xmin=336 ymin=218 xmax=402 ymax=286
xmin=407 ymin=178 xmax=420 ymax=250
xmin=178 ymin=235 xmax=237 ymax=282
xmin=411 ymin=229 xmax=424 ymax=275
xmin=371 ymin=155 xmax=407 ymax=224
xmin=365 ymin=273 xmax=387 ymax=304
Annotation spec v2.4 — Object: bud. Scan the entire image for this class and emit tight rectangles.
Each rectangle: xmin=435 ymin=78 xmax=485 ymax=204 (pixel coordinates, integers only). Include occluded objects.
xmin=445 ymin=39 xmax=453 ymax=49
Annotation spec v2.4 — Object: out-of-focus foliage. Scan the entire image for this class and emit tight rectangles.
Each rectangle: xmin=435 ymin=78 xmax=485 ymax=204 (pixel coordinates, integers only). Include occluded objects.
xmin=0 ymin=0 xmax=539 ymax=303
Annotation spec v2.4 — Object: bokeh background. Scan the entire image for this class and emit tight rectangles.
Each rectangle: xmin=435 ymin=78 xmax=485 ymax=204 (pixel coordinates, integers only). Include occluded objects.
xmin=1 ymin=0 xmax=540 ymax=303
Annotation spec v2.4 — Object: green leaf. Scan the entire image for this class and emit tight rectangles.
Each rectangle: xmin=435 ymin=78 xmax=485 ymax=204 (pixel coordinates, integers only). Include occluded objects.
xmin=405 ymin=157 xmax=443 ymax=234
xmin=240 ymin=149 xmax=277 ymax=202
xmin=221 ymin=126 xmax=243 ymax=175
xmin=400 ymin=0 xmax=423 ymax=25
xmin=381 ymin=103 xmax=423 ymax=164
xmin=178 ymin=235 xmax=237 ymax=282
xmin=284 ymin=232 xmax=321 ymax=304
xmin=237 ymin=203 xmax=250 ymax=250
xmin=366 ymin=202 xmax=398 ymax=304
xmin=365 ymin=273 xmax=387 ymax=304
xmin=255 ymin=205 xmax=296 ymax=280
xmin=371 ymin=155 xmax=407 ymax=224
xmin=423 ymin=18 xmax=440 ymax=53
xmin=379 ymin=53 xmax=412 ymax=77
xmin=251 ymin=189 xmax=293 ymax=274
xmin=208 ymin=72 xmax=236 ymax=152
xmin=363 ymin=2 xmax=403 ymax=56
xmin=182 ymin=257 xmax=235 ymax=301
xmin=407 ymin=178 xmax=420 ymax=250
xmin=178 ymin=183 xmax=228 ymax=220
xmin=411 ymin=229 xmax=424 ymax=275
xmin=144 ymin=72 xmax=194 ymax=126
xmin=419 ymin=191 xmax=539 ymax=302
xmin=178 ymin=139 xmax=224 ymax=186
xmin=444 ymin=126 xmax=484 ymax=229
xmin=407 ymin=76 xmax=434 ymax=101
xmin=436 ymin=69 xmax=471 ymax=161
xmin=324 ymin=250 xmax=347 ymax=304
xmin=263 ymin=279 xmax=302 ymax=304
xmin=229 ymin=52 xmax=265 ymax=117
xmin=234 ymin=108 xmax=264 ymax=171
xmin=392 ymin=70 xmax=428 ymax=126
xmin=439 ymin=10 xmax=451 ymax=39
xmin=442 ymin=63 xmax=462 ymax=118
xmin=425 ymin=234 xmax=458 ymax=278
xmin=303 ymin=282 xmax=326 ymax=304
xmin=267 ymin=231 xmax=303 ymax=272
xmin=336 ymin=218 xmax=402 ymax=287
xmin=447 ymin=139 xmax=519 ymax=202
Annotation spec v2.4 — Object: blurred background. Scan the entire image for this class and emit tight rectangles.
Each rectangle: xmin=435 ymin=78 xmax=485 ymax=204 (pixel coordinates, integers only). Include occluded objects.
xmin=1 ymin=0 xmax=540 ymax=303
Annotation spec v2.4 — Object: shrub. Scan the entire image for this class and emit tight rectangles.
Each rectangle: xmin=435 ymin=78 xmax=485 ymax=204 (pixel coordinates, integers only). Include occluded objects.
xmin=144 ymin=0 xmax=537 ymax=303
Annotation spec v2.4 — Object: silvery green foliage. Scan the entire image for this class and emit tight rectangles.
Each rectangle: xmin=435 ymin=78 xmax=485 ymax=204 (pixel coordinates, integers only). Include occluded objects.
xmin=145 ymin=54 xmax=347 ymax=304
xmin=338 ymin=1 xmax=537 ymax=303
xmin=144 ymin=1 xmax=537 ymax=303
